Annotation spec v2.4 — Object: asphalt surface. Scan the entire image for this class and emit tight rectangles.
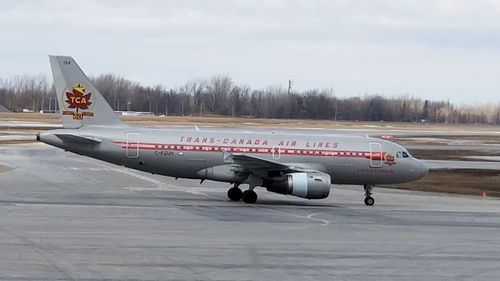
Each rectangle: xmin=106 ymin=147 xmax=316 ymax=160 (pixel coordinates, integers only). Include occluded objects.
xmin=1 ymin=145 xmax=500 ymax=281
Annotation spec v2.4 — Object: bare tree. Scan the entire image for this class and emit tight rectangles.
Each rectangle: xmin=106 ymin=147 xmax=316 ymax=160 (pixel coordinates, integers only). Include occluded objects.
xmin=1 ymin=72 xmax=499 ymax=125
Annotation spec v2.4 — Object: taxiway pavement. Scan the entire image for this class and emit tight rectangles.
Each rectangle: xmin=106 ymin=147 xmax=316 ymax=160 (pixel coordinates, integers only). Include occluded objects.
xmin=1 ymin=145 xmax=500 ymax=281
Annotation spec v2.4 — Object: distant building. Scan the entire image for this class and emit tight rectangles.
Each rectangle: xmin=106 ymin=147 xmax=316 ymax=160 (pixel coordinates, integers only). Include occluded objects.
xmin=114 ymin=111 xmax=154 ymax=117
xmin=39 ymin=110 xmax=58 ymax=114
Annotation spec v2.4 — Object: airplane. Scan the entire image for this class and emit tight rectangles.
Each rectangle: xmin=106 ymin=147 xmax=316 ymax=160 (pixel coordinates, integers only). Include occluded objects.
xmin=37 ymin=56 xmax=428 ymax=206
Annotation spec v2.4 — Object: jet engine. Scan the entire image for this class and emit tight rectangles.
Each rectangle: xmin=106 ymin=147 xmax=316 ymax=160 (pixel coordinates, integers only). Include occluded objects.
xmin=264 ymin=172 xmax=331 ymax=199
xmin=197 ymin=165 xmax=249 ymax=183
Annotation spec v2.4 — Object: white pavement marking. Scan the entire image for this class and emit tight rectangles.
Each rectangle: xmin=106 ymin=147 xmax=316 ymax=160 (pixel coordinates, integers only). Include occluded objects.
xmin=108 ymin=167 xmax=170 ymax=189
xmin=306 ymin=212 xmax=330 ymax=226
xmin=70 ymin=156 xmax=215 ymax=197
xmin=252 ymin=205 xmax=331 ymax=227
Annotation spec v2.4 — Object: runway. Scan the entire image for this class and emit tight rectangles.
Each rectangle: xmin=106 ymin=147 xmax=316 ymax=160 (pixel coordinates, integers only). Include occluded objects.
xmin=1 ymin=145 xmax=500 ymax=280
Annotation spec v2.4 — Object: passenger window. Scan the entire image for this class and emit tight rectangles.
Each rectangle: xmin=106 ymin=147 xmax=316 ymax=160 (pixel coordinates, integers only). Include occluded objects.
xmin=402 ymin=152 xmax=409 ymax=158
xmin=396 ymin=152 xmax=402 ymax=158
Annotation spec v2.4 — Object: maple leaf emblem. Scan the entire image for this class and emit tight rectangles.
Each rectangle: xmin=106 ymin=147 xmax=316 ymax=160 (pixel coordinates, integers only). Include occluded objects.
xmin=65 ymin=84 xmax=92 ymax=112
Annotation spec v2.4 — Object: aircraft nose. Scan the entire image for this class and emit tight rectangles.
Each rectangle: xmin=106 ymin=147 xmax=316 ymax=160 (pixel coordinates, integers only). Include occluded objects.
xmin=412 ymin=160 xmax=428 ymax=179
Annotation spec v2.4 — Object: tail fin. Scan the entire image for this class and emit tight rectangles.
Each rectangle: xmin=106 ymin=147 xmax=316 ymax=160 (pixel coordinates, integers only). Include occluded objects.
xmin=49 ymin=55 xmax=123 ymax=128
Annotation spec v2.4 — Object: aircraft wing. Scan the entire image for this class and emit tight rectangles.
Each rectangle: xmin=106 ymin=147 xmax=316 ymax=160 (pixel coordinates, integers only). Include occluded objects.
xmin=224 ymin=153 xmax=318 ymax=174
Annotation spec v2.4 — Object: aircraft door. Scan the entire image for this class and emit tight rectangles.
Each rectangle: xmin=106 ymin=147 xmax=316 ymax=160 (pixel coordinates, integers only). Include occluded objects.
xmin=369 ymin=142 xmax=383 ymax=168
xmin=126 ymin=133 xmax=139 ymax=158
xmin=272 ymin=145 xmax=281 ymax=160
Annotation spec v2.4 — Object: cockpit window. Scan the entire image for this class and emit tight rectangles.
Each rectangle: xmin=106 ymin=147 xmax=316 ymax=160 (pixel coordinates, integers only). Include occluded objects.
xmin=396 ymin=151 xmax=410 ymax=158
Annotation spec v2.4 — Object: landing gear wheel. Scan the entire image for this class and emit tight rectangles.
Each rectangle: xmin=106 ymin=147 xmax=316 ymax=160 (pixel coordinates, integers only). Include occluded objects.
xmin=363 ymin=184 xmax=375 ymax=206
xmin=242 ymin=190 xmax=257 ymax=204
xmin=364 ymin=196 xmax=375 ymax=206
xmin=227 ymin=187 xmax=243 ymax=201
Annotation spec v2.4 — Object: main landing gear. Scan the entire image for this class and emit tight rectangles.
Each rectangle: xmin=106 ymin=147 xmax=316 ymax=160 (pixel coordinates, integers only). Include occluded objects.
xmin=227 ymin=184 xmax=243 ymax=201
xmin=227 ymin=184 xmax=257 ymax=204
xmin=242 ymin=189 xmax=257 ymax=204
xmin=364 ymin=184 xmax=375 ymax=206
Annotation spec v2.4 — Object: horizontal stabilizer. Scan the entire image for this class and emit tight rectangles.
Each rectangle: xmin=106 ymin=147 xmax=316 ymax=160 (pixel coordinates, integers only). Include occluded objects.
xmin=55 ymin=134 xmax=102 ymax=144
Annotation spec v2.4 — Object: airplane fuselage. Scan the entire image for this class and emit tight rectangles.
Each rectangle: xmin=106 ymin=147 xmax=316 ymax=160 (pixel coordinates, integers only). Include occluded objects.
xmin=39 ymin=126 xmax=427 ymax=186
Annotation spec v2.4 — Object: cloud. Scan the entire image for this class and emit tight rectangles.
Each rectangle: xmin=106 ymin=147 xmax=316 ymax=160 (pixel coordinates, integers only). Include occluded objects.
xmin=1 ymin=0 xmax=500 ymax=104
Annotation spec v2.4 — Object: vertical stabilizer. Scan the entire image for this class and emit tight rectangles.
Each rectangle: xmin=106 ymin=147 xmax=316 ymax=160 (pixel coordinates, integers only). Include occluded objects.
xmin=49 ymin=55 xmax=123 ymax=128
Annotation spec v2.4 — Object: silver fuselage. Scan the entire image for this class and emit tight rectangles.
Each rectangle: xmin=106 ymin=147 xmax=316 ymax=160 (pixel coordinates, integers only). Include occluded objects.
xmin=38 ymin=125 xmax=428 ymax=185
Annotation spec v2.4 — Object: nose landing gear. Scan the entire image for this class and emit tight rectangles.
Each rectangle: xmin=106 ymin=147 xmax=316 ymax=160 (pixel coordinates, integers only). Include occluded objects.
xmin=364 ymin=184 xmax=375 ymax=206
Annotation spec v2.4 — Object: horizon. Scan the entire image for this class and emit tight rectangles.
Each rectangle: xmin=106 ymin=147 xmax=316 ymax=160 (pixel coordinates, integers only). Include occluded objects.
xmin=2 ymin=71 xmax=499 ymax=109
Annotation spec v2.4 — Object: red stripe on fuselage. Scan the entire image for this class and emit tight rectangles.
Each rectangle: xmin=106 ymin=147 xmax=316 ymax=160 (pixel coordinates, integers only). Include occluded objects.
xmin=112 ymin=141 xmax=386 ymax=159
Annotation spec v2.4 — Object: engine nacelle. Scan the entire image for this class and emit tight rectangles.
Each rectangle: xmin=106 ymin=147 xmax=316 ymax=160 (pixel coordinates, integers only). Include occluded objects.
xmin=264 ymin=172 xmax=331 ymax=199
xmin=196 ymin=165 xmax=248 ymax=183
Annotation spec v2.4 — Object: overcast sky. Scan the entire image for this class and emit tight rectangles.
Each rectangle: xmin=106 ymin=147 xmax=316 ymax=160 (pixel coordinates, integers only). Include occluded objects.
xmin=1 ymin=0 xmax=500 ymax=104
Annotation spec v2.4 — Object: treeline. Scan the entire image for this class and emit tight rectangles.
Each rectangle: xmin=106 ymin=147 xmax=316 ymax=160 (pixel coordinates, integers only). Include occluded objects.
xmin=1 ymin=74 xmax=499 ymax=125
